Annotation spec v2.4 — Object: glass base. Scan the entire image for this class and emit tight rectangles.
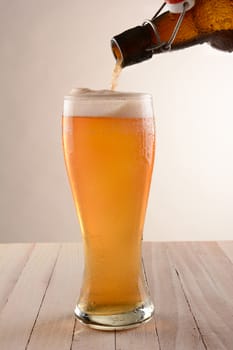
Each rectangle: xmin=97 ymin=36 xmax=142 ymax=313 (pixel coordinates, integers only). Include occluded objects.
xmin=74 ymin=301 xmax=154 ymax=331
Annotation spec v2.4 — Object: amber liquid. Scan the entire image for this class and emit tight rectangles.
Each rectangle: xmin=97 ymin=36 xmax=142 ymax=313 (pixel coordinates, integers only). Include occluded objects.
xmin=62 ymin=116 xmax=155 ymax=314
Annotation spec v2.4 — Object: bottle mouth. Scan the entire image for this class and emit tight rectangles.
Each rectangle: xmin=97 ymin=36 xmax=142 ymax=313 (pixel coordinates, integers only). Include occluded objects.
xmin=111 ymin=38 xmax=124 ymax=66
xmin=111 ymin=26 xmax=153 ymax=68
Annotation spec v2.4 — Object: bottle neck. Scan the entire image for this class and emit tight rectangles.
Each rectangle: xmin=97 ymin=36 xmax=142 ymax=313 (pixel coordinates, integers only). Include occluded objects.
xmin=111 ymin=25 xmax=154 ymax=67
xmin=111 ymin=1 xmax=192 ymax=67
xmin=111 ymin=0 xmax=233 ymax=68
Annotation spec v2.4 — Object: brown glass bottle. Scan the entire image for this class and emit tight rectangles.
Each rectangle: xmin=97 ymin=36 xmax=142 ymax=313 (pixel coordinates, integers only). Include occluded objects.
xmin=111 ymin=0 xmax=233 ymax=67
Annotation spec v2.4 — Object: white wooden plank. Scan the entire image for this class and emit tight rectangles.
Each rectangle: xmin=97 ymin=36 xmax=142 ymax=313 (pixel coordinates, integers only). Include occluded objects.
xmin=0 ymin=244 xmax=9 ymax=258
xmin=115 ymin=319 xmax=159 ymax=350
xmin=191 ymin=242 xmax=233 ymax=310
xmin=167 ymin=242 xmax=233 ymax=350
xmin=0 ymin=243 xmax=60 ymax=350
xmin=26 ymin=243 xmax=82 ymax=350
xmin=218 ymin=241 xmax=233 ymax=264
xmin=0 ymin=244 xmax=34 ymax=312
xmin=72 ymin=324 xmax=116 ymax=350
xmin=143 ymin=242 xmax=206 ymax=350
xmin=1 ymin=241 xmax=232 ymax=350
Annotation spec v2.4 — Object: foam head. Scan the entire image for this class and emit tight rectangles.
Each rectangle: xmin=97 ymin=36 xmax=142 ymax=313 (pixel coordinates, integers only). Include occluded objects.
xmin=63 ymin=88 xmax=153 ymax=118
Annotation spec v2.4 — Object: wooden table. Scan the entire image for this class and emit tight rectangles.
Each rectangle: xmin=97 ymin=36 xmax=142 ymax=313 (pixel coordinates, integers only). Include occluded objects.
xmin=0 ymin=242 xmax=233 ymax=349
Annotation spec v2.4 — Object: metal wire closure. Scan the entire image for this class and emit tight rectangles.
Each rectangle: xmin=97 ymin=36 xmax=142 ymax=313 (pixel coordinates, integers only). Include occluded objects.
xmin=143 ymin=1 xmax=189 ymax=53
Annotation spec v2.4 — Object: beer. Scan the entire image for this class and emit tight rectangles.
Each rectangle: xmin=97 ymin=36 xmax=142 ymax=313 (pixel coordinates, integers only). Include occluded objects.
xmin=111 ymin=0 xmax=233 ymax=67
xmin=62 ymin=89 xmax=155 ymax=329
xmin=111 ymin=59 xmax=122 ymax=90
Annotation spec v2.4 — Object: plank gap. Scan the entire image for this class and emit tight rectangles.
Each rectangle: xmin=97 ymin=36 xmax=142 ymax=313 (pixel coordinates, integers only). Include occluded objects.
xmin=142 ymin=255 xmax=162 ymax=350
xmin=174 ymin=267 xmax=208 ymax=350
xmin=154 ymin=318 xmax=162 ymax=350
xmin=70 ymin=318 xmax=77 ymax=350
xmin=25 ymin=244 xmax=62 ymax=350
xmin=142 ymin=258 xmax=150 ymax=290
xmin=25 ymin=243 xmax=81 ymax=350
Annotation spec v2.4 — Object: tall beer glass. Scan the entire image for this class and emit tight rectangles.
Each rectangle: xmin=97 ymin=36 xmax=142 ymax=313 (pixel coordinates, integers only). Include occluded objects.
xmin=62 ymin=89 xmax=155 ymax=330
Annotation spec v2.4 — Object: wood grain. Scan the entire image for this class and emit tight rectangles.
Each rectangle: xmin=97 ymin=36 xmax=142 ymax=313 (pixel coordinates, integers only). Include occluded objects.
xmin=143 ymin=242 xmax=206 ymax=350
xmin=167 ymin=242 xmax=233 ymax=350
xmin=218 ymin=241 xmax=233 ymax=264
xmin=0 ymin=243 xmax=60 ymax=350
xmin=0 ymin=242 xmax=233 ymax=350
xmin=26 ymin=243 xmax=82 ymax=350
xmin=0 ymin=244 xmax=34 ymax=312
xmin=115 ymin=319 xmax=160 ymax=350
xmin=72 ymin=324 xmax=115 ymax=350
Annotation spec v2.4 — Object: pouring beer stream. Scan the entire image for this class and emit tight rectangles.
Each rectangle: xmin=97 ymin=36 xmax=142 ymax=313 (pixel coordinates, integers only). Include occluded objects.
xmin=111 ymin=59 xmax=122 ymax=90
